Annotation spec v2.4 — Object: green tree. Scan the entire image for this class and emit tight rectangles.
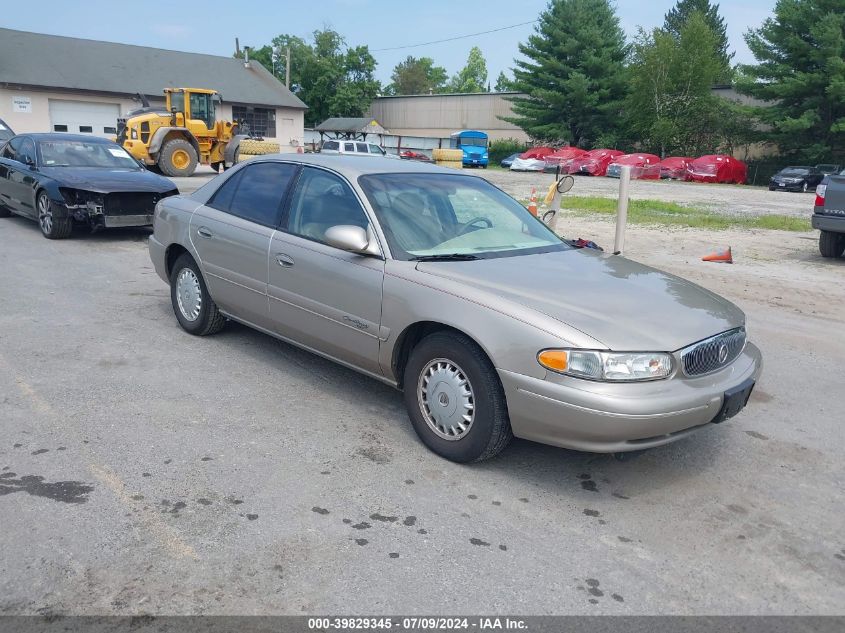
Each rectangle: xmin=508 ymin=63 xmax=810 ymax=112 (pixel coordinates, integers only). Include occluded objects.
xmin=737 ymin=0 xmax=845 ymax=164
xmin=240 ymin=30 xmax=382 ymax=127
xmin=494 ymin=71 xmax=512 ymax=92
xmin=447 ymin=46 xmax=488 ymax=93
xmin=663 ymin=0 xmax=734 ymax=80
xmin=504 ymin=0 xmax=628 ymax=147
xmin=385 ymin=56 xmax=448 ymax=95
xmin=627 ymin=13 xmax=725 ymax=156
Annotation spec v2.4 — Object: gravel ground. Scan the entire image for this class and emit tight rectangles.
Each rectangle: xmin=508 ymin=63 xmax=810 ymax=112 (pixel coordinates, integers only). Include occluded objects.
xmin=0 ymin=181 xmax=842 ymax=615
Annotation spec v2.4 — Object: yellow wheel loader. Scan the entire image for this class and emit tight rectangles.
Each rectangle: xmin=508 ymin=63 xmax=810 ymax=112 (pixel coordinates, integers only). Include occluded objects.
xmin=116 ymin=88 xmax=250 ymax=177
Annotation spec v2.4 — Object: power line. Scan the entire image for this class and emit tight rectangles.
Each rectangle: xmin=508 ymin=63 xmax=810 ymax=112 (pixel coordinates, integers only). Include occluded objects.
xmin=370 ymin=20 xmax=538 ymax=52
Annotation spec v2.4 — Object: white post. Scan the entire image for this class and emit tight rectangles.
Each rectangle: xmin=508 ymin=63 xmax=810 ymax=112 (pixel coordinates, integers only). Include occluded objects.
xmin=614 ymin=165 xmax=631 ymax=254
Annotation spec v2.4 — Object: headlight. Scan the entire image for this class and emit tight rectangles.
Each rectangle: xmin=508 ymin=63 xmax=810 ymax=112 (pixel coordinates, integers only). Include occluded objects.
xmin=537 ymin=349 xmax=673 ymax=381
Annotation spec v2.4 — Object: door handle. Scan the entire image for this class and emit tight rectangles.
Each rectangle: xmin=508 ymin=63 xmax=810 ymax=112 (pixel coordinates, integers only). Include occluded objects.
xmin=197 ymin=226 xmax=213 ymax=239
xmin=275 ymin=253 xmax=295 ymax=268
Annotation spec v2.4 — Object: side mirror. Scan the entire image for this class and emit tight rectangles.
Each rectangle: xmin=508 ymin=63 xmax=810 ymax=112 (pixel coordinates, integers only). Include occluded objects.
xmin=324 ymin=225 xmax=370 ymax=254
xmin=24 ymin=156 xmax=35 ymax=168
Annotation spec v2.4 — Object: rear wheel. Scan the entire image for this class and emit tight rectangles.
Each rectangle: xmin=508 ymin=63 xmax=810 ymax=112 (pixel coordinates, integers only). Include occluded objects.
xmin=818 ymin=230 xmax=845 ymax=258
xmin=169 ymin=254 xmax=226 ymax=335
xmin=0 ymin=203 xmax=10 ymax=218
xmin=158 ymin=139 xmax=198 ymax=177
xmin=403 ymin=331 xmax=512 ymax=463
xmin=37 ymin=191 xmax=72 ymax=239
xmin=802 ymin=181 xmax=809 ymax=193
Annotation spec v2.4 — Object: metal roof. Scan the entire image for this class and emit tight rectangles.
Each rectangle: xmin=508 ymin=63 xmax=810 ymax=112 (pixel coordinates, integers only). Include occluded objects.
xmin=315 ymin=118 xmax=388 ymax=134
xmin=0 ymin=28 xmax=307 ymax=110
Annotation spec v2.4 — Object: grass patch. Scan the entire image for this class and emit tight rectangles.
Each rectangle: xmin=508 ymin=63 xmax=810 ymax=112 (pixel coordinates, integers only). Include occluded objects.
xmin=549 ymin=195 xmax=810 ymax=232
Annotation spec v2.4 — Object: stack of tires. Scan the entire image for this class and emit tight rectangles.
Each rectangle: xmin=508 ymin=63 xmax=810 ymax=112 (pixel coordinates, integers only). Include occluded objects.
xmin=238 ymin=139 xmax=281 ymax=156
xmin=433 ymin=148 xmax=463 ymax=169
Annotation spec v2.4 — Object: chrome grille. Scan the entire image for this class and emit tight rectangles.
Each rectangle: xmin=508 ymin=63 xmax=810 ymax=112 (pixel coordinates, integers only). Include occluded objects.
xmin=681 ymin=327 xmax=746 ymax=377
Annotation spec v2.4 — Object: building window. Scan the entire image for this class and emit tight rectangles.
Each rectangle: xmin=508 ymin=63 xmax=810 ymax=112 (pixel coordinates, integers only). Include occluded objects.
xmin=104 ymin=126 xmax=117 ymax=134
xmin=232 ymin=105 xmax=276 ymax=138
xmin=53 ymin=125 xmax=68 ymax=132
xmin=79 ymin=125 xmax=93 ymax=133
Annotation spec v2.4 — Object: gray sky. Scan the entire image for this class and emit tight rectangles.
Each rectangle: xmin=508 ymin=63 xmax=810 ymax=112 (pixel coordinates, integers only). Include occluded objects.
xmin=4 ymin=1 xmax=774 ymax=84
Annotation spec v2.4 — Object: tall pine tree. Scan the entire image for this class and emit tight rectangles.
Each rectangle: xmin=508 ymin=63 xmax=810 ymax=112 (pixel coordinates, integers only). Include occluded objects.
xmin=504 ymin=0 xmax=628 ymax=147
xmin=737 ymin=0 xmax=845 ymax=163
xmin=663 ymin=0 xmax=733 ymax=81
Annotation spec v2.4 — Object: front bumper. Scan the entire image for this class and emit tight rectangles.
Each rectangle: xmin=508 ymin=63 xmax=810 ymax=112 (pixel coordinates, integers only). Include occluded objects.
xmin=498 ymin=342 xmax=762 ymax=453
xmin=812 ymin=213 xmax=845 ymax=232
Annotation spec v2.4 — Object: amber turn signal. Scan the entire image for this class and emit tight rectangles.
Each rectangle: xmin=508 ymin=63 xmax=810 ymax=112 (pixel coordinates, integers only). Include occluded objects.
xmin=537 ymin=350 xmax=569 ymax=372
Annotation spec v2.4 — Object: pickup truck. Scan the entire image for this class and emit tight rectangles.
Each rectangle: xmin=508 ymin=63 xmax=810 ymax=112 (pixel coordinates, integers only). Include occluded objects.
xmin=813 ymin=169 xmax=845 ymax=258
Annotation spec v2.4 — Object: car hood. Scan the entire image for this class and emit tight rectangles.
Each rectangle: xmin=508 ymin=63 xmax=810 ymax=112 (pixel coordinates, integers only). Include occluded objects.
xmin=39 ymin=167 xmax=175 ymax=193
xmin=415 ymin=249 xmax=744 ymax=351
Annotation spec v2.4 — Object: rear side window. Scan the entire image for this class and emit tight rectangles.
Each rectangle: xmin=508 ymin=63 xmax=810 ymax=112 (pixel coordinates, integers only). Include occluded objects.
xmin=208 ymin=162 xmax=298 ymax=227
xmin=344 ymin=142 xmax=355 ymax=152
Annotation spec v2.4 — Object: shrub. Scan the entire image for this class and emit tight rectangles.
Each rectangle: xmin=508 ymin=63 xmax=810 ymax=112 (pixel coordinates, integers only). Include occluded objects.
xmin=488 ymin=138 xmax=530 ymax=163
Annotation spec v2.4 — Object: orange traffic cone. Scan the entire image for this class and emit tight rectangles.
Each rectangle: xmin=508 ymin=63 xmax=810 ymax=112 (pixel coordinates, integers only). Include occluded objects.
xmin=528 ymin=188 xmax=538 ymax=216
xmin=702 ymin=246 xmax=733 ymax=263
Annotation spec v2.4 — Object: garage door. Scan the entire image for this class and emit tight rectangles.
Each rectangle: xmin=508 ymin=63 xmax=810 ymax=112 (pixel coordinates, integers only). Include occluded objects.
xmin=48 ymin=100 xmax=120 ymax=137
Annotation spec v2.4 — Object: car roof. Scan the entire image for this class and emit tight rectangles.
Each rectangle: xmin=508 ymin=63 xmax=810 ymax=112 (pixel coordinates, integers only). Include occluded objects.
xmin=260 ymin=153 xmax=473 ymax=179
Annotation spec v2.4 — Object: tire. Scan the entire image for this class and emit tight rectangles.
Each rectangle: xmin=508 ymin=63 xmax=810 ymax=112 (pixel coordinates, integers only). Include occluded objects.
xmin=158 ymin=139 xmax=198 ymax=177
xmin=238 ymin=139 xmax=280 ymax=155
xmin=210 ymin=162 xmax=222 ymax=173
xmin=802 ymin=181 xmax=808 ymax=193
xmin=403 ymin=331 xmax=512 ymax=463
xmin=818 ymin=230 xmax=845 ymax=258
xmin=37 ymin=191 xmax=72 ymax=239
xmin=0 ymin=203 xmax=10 ymax=218
xmin=169 ymin=253 xmax=226 ymax=335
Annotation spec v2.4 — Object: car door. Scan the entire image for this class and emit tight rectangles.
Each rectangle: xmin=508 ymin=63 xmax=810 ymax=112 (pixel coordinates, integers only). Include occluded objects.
xmin=189 ymin=161 xmax=298 ymax=330
xmin=11 ymin=137 xmax=39 ymax=218
xmin=268 ymin=166 xmax=385 ymax=376
xmin=0 ymin=137 xmax=30 ymax=214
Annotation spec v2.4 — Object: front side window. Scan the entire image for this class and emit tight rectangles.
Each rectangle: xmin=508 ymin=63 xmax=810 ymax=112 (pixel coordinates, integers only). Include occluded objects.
xmin=359 ymin=173 xmax=568 ymax=260
xmin=18 ymin=138 xmax=36 ymax=165
xmin=209 ymin=162 xmax=298 ymax=227
xmin=368 ymin=144 xmax=383 ymax=155
xmin=286 ymin=167 xmax=368 ymax=245
xmin=356 ymin=143 xmax=368 ymax=153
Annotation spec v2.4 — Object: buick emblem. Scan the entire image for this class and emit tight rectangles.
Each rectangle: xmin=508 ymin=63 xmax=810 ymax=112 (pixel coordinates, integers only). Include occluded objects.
xmin=718 ymin=343 xmax=729 ymax=364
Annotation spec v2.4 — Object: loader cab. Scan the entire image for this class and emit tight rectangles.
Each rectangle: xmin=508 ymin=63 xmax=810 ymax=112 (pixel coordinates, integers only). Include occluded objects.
xmin=165 ymin=89 xmax=218 ymax=132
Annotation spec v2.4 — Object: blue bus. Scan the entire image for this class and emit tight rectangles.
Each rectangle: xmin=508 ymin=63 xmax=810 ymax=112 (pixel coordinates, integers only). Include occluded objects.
xmin=450 ymin=130 xmax=489 ymax=168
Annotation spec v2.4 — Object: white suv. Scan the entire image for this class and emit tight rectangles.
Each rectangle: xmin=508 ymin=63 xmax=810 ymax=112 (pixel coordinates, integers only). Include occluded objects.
xmin=321 ymin=139 xmax=396 ymax=158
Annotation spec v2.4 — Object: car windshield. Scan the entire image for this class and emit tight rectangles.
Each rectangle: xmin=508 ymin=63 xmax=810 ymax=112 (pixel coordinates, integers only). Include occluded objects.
xmin=458 ymin=137 xmax=486 ymax=147
xmin=359 ymin=173 xmax=569 ymax=260
xmin=780 ymin=167 xmax=809 ymax=176
xmin=38 ymin=140 xmax=140 ymax=169
xmin=0 ymin=121 xmax=12 ymax=142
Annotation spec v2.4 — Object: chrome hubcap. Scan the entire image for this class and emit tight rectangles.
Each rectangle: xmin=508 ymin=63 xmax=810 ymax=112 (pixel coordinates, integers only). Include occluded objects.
xmin=38 ymin=195 xmax=52 ymax=234
xmin=176 ymin=268 xmax=202 ymax=321
xmin=418 ymin=359 xmax=475 ymax=441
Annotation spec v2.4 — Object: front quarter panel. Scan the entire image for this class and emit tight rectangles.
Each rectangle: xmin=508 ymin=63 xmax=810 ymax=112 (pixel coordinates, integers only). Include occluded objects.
xmin=380 ymin=260 xmax=605 ymax=383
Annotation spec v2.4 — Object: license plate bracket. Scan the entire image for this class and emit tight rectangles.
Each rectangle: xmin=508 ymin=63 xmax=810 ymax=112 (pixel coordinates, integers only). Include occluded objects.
xmin=712 ymin=378 xmax=755 ymax=424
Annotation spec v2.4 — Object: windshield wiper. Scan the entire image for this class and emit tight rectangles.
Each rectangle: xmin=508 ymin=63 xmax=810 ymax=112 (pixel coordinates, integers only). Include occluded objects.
xmin=410 ymin=253 xmax=480 ymax=262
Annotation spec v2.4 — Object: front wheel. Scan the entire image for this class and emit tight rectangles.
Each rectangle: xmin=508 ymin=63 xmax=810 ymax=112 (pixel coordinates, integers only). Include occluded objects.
xmin=169 ymin=254 xmax=226 ymax=335
xmin=158 ymin=139 xmax=198 ymax=177
xmin=37 ymin=191 xmax=72 ymax=239
xmin=403 ymin=331 xmax=512 ymax=463
xmin=819 ymin=230 xmax=845 ymax=258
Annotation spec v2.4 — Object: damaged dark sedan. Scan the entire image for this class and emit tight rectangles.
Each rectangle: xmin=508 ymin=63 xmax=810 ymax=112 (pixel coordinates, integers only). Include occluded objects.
xmin=0 ymin=133 xmax=178 ymax=239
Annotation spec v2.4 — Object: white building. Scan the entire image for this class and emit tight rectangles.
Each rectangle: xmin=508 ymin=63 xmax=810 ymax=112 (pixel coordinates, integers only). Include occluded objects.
xmin=0 ymin=28 xmax=307 ymax=150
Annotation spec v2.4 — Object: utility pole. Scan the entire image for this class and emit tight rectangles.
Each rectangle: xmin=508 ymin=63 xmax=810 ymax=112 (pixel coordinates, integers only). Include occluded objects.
xmin=285 ymin=46 xmax=291 ymax=90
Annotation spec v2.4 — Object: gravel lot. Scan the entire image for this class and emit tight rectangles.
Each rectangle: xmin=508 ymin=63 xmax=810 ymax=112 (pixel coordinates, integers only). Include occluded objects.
xmin=0 ymin=166 xmax=843 ymax=616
